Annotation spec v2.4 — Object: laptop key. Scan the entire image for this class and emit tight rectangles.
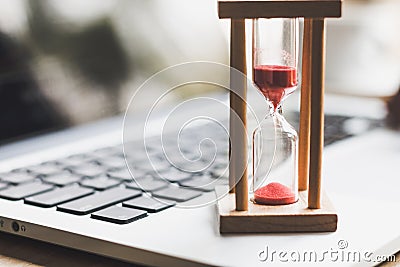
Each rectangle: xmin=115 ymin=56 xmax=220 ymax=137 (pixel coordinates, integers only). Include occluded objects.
xmin=209 ymin=156 xmax=228 ymax=168
xmin=0 ymin=181 xmax=54 ymax=200
xmin=25 ymin=184 xmax=94 ymax=207
xmin=27 ymin=164 xmax=62 ymax=176
xmin=179 ymin=176 xmax=220 ymax=192
xmin=92 ymin=145 xmax=123 ymax=158
xmin=80 ymin=175 xmax=121 ymax=190
xmin=107 ymin=168 xmax=145 ymax=181
xmin=210 ymin=166 xmax=228 ymax=180
xmin=57 ymin=187 xmax=142 ymax=215
xmin=135 ymin=159 xmax=171 ymax=173
xmin=91 ymin=206 xmax=147 ymax=224
xmin=41 ymin=160 xmax=63 ymax=166
xmin=152 ymin=186 xmax=201 ymax=202
xmin=153 ymin=169 xmax=192 ymax=183
xmin=0 ymin=182 xmax=8 ymax=190
xmin=125 ymin=176 xmax=169 ymax=192
xmin=60 ymin=154 xmax=96 ymax=166
xmin=95 ymin=157 xmax=126 ymax=169
xmin=123 ymin=196 xmax=175 ymax=213
xmin=69 ymin=163 xmax=105 ymax=177
xmin=0 ymin=171 xmax=36 ymax=184
xmin=10 ymin=167 xmax=30 ymax=173
xmin=42 ymin=171 xmax=82 ymax=186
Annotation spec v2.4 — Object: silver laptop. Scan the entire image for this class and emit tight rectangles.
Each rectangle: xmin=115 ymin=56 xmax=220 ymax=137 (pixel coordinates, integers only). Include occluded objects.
xmin=0 ymin=1 xmax=399 ymax=267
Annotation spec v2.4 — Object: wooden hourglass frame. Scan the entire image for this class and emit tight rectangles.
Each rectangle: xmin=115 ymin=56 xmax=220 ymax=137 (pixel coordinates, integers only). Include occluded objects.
xmin=215 ymin=0 xmax=342 ymax=233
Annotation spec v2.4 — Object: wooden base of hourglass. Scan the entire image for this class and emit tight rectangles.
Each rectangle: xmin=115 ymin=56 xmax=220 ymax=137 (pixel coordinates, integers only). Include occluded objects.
xmin=216 ymin=187 xmax=337 ymax=233
xmin=216 ymin=0 xmax=341 ymax=233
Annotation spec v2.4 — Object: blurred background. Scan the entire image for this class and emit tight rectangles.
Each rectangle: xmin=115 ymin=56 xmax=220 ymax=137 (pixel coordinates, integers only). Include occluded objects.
xmin=0 ymin=0 xmax=399 ymax=143
xmin=0 ymin=0 xmax=229 ymax=143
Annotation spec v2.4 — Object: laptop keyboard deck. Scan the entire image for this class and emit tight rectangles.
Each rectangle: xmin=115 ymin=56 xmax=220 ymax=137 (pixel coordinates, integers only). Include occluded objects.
xmin=0 ymin=113 xmax=381 ymax=224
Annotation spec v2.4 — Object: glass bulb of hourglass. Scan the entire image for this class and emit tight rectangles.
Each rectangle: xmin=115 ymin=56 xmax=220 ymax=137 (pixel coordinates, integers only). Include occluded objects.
xmin=251 ymin=18 xmax=299 ymax=205
xmin=253 ymin=65 xmax=297 ymax=111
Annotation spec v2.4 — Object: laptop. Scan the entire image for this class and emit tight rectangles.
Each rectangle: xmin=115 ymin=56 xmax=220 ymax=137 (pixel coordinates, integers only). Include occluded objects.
xmin=0 ymin=1 xmax=399 ymax=267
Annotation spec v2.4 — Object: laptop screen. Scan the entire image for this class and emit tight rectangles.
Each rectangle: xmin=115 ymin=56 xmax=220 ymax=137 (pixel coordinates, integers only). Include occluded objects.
xmin=0 ymin=0 xmax=228 ymax=144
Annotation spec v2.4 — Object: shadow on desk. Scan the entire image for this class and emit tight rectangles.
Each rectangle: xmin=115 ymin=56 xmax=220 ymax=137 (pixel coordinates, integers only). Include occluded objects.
xmin=0 ymin=232 xmax=145 ymax=267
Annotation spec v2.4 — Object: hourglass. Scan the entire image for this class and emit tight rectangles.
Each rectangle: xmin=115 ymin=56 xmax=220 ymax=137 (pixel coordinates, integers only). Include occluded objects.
xmin=215 ymin=0 xmax=342 ymax=233
xmin=251 ymin=18 xmax=299 ymax=205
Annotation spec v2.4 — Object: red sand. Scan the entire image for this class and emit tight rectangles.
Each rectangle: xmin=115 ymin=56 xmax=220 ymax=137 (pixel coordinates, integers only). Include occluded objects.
xmin=254 ymin=182 xmax=297 ymax=205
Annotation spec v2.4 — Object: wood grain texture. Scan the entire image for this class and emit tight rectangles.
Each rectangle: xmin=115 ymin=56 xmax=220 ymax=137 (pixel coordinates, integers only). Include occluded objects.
xmin=298 ymin=18 xmax=312 ymax=191
xmin=216 ymin=186 xmax=337 ymax=233
xmin=308 ymin=19 xmax=325 ymax=209
xmin=218 ymin=0 xmax=342 ymax=19
xmin=229 ymin=19 xmax=249 ymax=210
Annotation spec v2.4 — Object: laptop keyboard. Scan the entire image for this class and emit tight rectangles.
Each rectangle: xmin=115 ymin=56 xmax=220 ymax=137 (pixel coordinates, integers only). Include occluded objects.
xmin=0 ymin=113 xmax=381 ymax=224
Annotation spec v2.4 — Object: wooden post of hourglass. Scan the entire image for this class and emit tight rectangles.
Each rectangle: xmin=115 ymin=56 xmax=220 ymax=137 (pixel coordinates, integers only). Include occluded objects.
xmin=299 ymin=17 xmax=326 ymax=207
xmin=216 ymin=0 xmax=341 ymax=233
xmin=308 ymin=18 xmax=326 ymax=209
xmin=229 ymin=19 xmax=248 ymax=210
xmin=298 ymin=18 xmax=312 ymax=191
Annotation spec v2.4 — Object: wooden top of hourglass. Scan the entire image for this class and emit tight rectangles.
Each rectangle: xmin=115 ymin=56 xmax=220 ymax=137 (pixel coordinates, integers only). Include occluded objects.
xmin=219 ymin=0 xmax=341 ymax=18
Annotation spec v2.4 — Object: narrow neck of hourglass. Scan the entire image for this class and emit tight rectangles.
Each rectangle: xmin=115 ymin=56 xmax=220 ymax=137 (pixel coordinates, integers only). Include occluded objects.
xmin=267 ymin=101 xmax=283 ymax=116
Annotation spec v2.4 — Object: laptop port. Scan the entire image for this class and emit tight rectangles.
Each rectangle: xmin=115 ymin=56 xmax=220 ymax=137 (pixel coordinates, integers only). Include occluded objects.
xmin=11 ymin=221 xmax=19 ymax=232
